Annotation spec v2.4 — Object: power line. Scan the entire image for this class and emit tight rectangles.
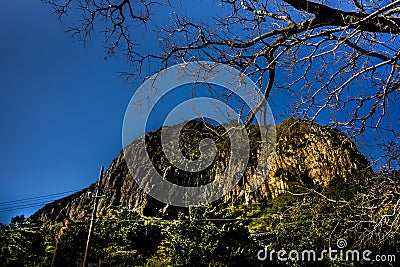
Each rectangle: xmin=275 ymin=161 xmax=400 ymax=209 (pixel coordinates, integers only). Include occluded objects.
xmin=5 ymin=216 xmax=278 ymax=231
xmin=0 ymin=190 xmax=80 ymax=206
xmin=0 ymin=201 xmax=61 ymax=213
xmin=0 ymin=190 xmax=81 ymax=213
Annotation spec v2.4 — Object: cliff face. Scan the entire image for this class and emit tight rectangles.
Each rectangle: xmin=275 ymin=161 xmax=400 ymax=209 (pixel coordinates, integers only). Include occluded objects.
xmin=30 ymin=118 xmax=371 ymax=225
xmin=259 ymin=118 xmax=370 ymax=198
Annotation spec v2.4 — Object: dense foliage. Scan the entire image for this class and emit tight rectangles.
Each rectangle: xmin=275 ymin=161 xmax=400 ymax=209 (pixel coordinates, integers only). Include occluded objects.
xmin=1 ymin=170 xmax=399 ymax=266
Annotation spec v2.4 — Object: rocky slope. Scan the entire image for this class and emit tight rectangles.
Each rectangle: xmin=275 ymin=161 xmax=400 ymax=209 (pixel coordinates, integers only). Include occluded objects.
xmin=30 ymin=118 xmax=371 ymax=225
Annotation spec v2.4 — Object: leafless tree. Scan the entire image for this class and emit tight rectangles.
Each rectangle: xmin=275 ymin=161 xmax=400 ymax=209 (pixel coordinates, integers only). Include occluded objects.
xmin=41 ymin=0 xmax=400 ymax=254
xmin=282 ymin=170 xmax=400 ymax=251
xmin=42 ymin=0 xmax=400 ymax=167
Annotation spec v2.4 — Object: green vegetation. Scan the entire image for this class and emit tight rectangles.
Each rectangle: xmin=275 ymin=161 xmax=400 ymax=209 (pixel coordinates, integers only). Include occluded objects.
xmin=1 ymin=119 xmax=398 ymax=266
xmin=1 ymin=171 xmax=399 ymax=266
xmin=0 ymin=206 xmax=258 ymax=266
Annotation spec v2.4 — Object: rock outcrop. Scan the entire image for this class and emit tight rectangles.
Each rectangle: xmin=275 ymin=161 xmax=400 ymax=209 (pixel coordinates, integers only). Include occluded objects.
xmin=30 ymin=118 xmax=371 ymax=225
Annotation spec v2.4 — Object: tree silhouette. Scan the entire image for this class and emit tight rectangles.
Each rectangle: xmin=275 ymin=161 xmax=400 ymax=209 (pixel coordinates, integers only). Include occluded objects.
xmin=42 ymin=0 xmax=400 ymax=167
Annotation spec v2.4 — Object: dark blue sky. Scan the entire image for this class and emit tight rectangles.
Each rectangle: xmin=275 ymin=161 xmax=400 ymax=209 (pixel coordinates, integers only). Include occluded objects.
xmin=0 ymin=0 xmax=222 ymax=224
xmin=0 ymin=1 xmax=396 ymax=223
xmin=0 ymin=1 xmax=134 ymax=223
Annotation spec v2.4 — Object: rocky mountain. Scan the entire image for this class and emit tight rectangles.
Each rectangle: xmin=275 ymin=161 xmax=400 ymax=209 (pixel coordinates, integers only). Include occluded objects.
xmin=30 ymin=118 xmax=371 ymax=225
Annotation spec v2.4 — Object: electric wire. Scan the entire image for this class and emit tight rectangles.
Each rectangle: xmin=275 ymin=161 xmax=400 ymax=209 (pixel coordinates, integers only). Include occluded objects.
xmin=0 ymin=190 xmax=80 ymax=205
xmin=5 ymin=216 xmax=278 ymax=231
xmin=0 ymin=190 xmax=80 ymax=213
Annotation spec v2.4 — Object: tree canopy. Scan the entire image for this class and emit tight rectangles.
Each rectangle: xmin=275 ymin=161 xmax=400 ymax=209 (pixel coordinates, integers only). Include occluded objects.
xmin=42 ymin=0 xmax=400 ymax=167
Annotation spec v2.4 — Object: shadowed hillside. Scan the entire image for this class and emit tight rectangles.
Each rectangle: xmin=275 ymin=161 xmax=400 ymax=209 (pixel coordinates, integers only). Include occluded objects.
xmin=2 ymin=119 xmax=399 ymax=267
xmin=30 ymin=118 xmax=371 ymax=225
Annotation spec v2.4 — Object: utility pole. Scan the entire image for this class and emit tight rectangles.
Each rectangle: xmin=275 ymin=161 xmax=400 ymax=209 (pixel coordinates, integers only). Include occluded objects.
xmin=83 ymin=166 xmax=104 ymax=267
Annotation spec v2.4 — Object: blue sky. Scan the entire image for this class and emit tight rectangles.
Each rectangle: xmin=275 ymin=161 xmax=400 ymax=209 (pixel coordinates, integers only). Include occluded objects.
xmin=0 ymin=1 xmax=397 ymax=223
xmin=0 ymin=0 xmax=222 ymax=224
xmin=0 ymin=1 xmax=135 ymax=223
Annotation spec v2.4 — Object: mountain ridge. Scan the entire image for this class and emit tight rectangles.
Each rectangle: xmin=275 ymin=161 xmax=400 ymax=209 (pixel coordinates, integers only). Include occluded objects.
xmin=29 ymin=118 xmax=371 ymax=225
